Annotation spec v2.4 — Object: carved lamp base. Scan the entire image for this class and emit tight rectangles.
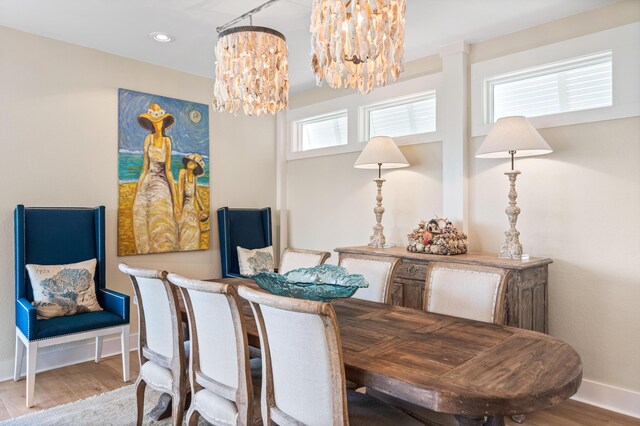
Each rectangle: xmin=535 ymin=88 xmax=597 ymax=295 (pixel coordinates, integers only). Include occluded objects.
xmin=368 ymin=178 xmax=394 ymax=249
xmin=499 ymin=170 xmax=529 ymax=261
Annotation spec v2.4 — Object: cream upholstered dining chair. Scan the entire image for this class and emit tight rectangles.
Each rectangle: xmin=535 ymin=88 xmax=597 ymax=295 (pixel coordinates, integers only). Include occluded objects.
xmin=119 ymin=264 xmax=189 ymax=426
xmin=423 ymin=262 xmax=509 ymax=324
xmin=168 ymin=274 xmax=262 ymax=426
xmin=338 ymin=254 xmax=401 ymax=304
xmin=278 ymin=248 xmax=331 ymax=275
xmin=238 ymin=285 xmax=422 ymax=426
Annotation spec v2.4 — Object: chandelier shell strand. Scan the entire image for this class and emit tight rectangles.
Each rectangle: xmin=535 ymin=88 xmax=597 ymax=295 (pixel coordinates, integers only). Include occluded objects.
xmin=310 ymin=0 xmax=406 ymax=94
xmin=213 ymin=26 xmax=289 ymax=116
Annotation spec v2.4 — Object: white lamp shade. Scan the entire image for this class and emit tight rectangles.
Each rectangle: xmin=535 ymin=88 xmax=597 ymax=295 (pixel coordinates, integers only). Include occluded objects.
xmin=476 ymin=116 xmax=553 ymax=159
xmin=354 ymin=136 xmax=410 ymax=169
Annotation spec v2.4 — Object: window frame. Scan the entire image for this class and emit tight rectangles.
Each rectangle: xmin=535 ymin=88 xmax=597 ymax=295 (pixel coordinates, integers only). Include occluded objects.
xmin=286 ymin=73 xmax=443 ymax=161
xmin=471 ymin=22 xmax=640 ymax=137
xmin=485 ymin=51 xmax=613 ymax=124
xmin=292 ymin=109 xmax=349 ymax=153
xmin=360 ymin=90 xmax=437 ymax=144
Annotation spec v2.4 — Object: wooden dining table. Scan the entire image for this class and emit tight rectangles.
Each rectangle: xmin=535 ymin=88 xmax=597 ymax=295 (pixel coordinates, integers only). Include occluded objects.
xmin=155 ymin=277 xmax=582 ymax=426
xmin=228 ymin=277 xmax=582 ymax=426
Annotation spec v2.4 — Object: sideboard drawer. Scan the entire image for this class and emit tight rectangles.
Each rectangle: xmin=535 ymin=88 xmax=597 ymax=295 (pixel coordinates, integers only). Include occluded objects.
xmin=390 ymin=283 xmax=404 ymax=307
xmin=389 ymin=279 xmax=424 ymax=310
xmin=395 ymin=261 xmax=428 ymax=281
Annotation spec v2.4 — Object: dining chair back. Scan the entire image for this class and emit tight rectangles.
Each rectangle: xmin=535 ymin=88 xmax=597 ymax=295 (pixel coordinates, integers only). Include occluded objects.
xmin=278 ymin=248 xmax=331 ymax=275
xmin=423 ymin=262 xmax=509 ymax=324
xmin=238 ymin=285 xmax=422 ymax=426
xmin=168 ymin=274 xmax=254 ymax=426
xmin=338 ymin=254 xmax=401 ymax=304
xmin=119 ymin=264 xmax=188 ymax=426
xmin=239 ymin=285 xmax=347 ymax=425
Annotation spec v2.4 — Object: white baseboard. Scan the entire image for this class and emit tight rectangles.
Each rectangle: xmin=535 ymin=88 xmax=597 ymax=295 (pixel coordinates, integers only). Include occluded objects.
xmin=572 ymin=378 xmax=640 ymax=419
xmin=1 ymin=335 xmax=638 ymax=419
xmin=0 ymin=333 xmax=138 ymax=382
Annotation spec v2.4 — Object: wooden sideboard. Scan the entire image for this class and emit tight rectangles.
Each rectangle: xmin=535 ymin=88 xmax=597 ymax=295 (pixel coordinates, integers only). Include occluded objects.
xmin=335 ymin=246 xmax=552 ymax=333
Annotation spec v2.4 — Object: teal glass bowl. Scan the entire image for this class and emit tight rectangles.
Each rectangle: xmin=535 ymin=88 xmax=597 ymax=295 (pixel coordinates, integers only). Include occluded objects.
xmin=252 ymin=264 xmax=369 ymax=302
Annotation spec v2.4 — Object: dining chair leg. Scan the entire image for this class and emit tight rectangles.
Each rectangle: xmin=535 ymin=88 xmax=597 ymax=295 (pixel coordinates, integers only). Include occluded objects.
xmin=14 ymin=333 xmax=25 ymax=381
xmin=171 ymin=392 xmax=186 ymax=426
xmin=186 ymin=406 xmax=200 ymax=426
xmin=121 ymin=325 xmax=130 ymax=381
xmin=95 ymin=336 xmax=103 ymax=363
xmin=25 ymin=341 xmax=38 ymax=408
xmin=135 ymin=378 xmax=146 ymax=426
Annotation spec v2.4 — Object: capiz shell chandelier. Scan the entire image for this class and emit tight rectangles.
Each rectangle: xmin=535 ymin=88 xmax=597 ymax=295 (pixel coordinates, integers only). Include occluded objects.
xmin=213 ymin=26 xmax=289 ymax=116
xmin=310 ymin=0 xmax=406 ymax=94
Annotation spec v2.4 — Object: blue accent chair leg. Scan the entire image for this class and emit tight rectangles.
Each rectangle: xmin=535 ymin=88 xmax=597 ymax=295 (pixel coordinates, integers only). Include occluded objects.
xmin=14 ymin=332 xmax=25 ymax=381
xmin=121 ymin=324 xmax=131 ymax=382
xmin=26 ymin=338 xmax=37 ymax=407
xmin=95 ymin=336 xmax=103 ymax=363
xmin=16 ymin=325 xmax=130 ymax=407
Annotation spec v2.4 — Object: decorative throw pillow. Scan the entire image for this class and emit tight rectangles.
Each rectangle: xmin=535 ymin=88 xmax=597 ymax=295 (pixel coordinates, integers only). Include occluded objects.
xmin=26 ymin=258 xmax=103 ymax=319
xmin=237 ymin=246 xmax=274 ymax=276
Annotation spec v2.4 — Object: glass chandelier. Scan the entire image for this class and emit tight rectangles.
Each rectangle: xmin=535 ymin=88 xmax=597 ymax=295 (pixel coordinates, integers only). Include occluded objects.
xmin=213 ymin=26 xmax=289 ymax=116
xmin=310 ymin=0 xmax=406 ymax=94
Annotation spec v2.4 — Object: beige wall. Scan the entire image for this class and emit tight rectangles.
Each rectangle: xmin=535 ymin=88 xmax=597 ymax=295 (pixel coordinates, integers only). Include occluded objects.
xmin=290 ymin=54 xmax=442 ymax=109
xmin=287 ymin=143 xmax=443 ymax=260
xmin=469 ymin=118 xmax=640 ymax=391
xmin=287 ymin=0 xmax=640 ymax=394
xmin=0 ymin=26 xmax=276 ymax=368
xmin=470 ymin=0 xmax=640 ymax=63
xmin=286 ymin=43 xmax=444 ymax=261
xmin=0 ymin=0 xmax=638 ymax=400
xmin=467 ymin=0 xmax=640 ymax=393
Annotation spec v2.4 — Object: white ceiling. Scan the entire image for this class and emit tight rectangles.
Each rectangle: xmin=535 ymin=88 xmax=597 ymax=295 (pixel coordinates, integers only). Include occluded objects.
xmin=0 ymin=0 xmax=618 ymax=93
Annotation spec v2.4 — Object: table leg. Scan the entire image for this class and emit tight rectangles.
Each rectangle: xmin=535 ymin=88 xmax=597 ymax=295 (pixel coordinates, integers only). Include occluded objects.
xmin=454 ymin=415 xmax=486 ymax=426
xmin=486 ymin=416 xmax=505 ymax=426
xmin=147 ymin=392 xmax=192 ymax=421
xmin=453 ymin=415 xmax=505 ymax=426
xmin=511 ymin=414 xmax=526 ymax=423
xmin=147 ymin=393 xmax=172 ymax=421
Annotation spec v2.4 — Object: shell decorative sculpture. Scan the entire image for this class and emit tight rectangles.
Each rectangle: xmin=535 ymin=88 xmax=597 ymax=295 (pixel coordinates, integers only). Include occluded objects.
xmin=407 ymin=216 xmax=469 ymax=255
xmin=253 ymin=264 xmax=369 ymax=302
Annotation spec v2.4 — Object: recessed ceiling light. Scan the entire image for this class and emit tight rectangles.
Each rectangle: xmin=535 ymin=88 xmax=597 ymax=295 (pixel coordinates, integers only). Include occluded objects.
xmin=150 ymin=32 xmax=173 ymax=43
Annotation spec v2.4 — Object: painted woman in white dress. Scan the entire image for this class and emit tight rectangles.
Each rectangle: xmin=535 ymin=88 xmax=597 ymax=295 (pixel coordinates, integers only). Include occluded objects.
xmin=132 ymin=103 xmax=179 ymax=254
xmin=177 ymin=153 xmax=207 ymax=251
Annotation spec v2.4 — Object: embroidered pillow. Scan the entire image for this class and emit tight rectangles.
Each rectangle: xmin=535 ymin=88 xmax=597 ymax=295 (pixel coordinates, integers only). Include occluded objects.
xmin=237 ymin=246 xmax=274 ymax=276
xmin=26 ymin=258 xmax=103 ymax=319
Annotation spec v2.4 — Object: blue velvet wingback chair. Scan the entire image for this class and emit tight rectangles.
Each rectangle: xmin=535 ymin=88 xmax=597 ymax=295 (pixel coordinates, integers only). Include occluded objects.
xmin=14 ymin=205 xmax=130 ymax=407
xmin=217 ymin=207 xmax=272 ymax=278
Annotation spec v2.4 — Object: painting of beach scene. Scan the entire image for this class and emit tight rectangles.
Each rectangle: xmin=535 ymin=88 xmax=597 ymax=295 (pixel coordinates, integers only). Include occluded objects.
xmin=118 ymin=89 xmax=210 ymax=256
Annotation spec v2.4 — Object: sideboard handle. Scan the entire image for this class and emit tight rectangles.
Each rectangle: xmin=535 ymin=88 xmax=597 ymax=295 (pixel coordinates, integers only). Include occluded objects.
xmin=406 ymin=265 xmax=419 ymax=276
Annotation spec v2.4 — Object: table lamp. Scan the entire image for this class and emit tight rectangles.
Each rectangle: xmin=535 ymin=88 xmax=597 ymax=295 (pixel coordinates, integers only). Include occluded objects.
xmin=354 ymin=136 xmax=409 ymax=248
xmin=476 ymin=116 xmax=552 ymax=260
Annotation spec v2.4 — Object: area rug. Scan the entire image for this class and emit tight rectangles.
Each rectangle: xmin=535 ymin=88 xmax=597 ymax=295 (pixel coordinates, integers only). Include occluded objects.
xmin=0 ymin=385 xmax=440 ymax=426
xmin=0 ymin=385 xmax=192 ymax=426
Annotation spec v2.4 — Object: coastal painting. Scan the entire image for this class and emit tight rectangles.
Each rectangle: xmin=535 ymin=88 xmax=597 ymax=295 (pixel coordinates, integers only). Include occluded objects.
xmin=118 ymin=89 xmax=210 ymax=256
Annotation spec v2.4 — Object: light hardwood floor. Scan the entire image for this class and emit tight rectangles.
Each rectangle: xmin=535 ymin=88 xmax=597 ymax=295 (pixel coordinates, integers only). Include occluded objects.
xmin=0 ymin=352 xmax=139 ymax=420
xmin=0 ymin=352 xmax=638 ymax=425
